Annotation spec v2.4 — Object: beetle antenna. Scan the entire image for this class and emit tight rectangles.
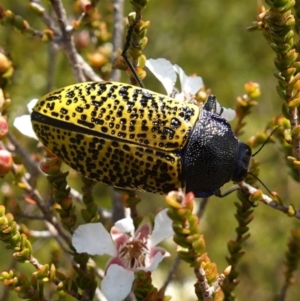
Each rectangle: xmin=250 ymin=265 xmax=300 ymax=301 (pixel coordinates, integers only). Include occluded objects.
xmin=252 ymin=126 xmax=281 ymax=157
xmin=247 ymin=172 xmax=273 ymax=196
xmin=121 ymin=14 xmax=145 ymax=88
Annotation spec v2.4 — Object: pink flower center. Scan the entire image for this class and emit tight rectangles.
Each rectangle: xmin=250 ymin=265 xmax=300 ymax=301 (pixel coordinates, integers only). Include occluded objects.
xmin=118 ymin=239 xmax=149 ymax=270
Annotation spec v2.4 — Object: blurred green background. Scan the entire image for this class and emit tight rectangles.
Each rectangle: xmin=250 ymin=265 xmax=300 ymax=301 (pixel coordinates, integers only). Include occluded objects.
xmin=0 ymin=0 xmax=299 ymax=300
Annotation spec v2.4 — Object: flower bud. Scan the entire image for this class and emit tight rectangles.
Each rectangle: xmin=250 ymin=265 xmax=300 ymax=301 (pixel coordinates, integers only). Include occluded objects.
xmin=0 ymin=52 xmax=12 ymax=74
xmin=0 ymin=116 xmax=8 ymax=139
xmin=244 ymin=82 xmax=261 ymax=99
xmin=87 ymin=52 xmax=108 ymax=68
xmin=0 ymin=148 xmax=13 ymax=176
xmin=39 ymin=156 xmax=62 ymax=175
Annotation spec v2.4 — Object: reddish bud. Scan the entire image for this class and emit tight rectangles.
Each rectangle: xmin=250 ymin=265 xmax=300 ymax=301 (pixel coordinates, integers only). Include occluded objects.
xmin=72 ymin=19 xmax=80 ymax=29
xmin=40 ymin=157 xmax=62 ymax=175
xmin=0 ymin=148 xmax=13 ymax=176
xmin=184 ymin=192 xmax=195 ymax=210
xmin=60 ymin=197 xmax=73 ymax=210
xmin=0 ymin=116 xmax=8 ymax=139
xmin=74 ymin=30 xmax=90 ymax=50
xmin=83 ymin=3 xmax=95 ymax=16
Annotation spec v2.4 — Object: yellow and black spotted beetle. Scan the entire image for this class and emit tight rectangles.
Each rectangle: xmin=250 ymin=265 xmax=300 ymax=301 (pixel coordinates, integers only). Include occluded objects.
xmin=31 ymin=81 xmax=251 ymax=197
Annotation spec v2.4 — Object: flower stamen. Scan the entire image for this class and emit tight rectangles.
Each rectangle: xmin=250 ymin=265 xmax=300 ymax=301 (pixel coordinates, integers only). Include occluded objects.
xmin=119 ymin=239 xmax=149 ymax=270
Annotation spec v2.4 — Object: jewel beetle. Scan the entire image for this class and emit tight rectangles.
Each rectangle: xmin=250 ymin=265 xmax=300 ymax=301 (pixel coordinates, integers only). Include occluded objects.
xmin=31 ymin=81 xmax=252 ymax=197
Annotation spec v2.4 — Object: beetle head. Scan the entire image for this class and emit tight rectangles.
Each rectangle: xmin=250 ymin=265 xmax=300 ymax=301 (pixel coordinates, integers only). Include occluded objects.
xmin=231 ymin=142 xmax=252 ymax=182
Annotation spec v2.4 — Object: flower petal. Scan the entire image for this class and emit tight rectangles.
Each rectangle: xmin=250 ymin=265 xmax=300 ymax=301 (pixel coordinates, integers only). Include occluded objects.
xmin=111 ymin=226 xmax=129 ymax=249
xmin=106 ymin=256 xmax=124 ymax=268
xmin=139 ymin=251 xmax=164 ymax=272
xmin=150 ymin=209 xmax=173 ymax=247
xmin=146 ymin=58 xmax=176 ymax=96
xmin=217 ymin=101 xmax=236 ymax=121
xmin=135 ymin=223 xmax=151 ymax=240
xmin=222 ymin=108 xmax=236 ymax=121
xmin=183 ymin=76 xmax=203 ymax=95
xmin=114 ymin=217 xmax=135 ymax=235
xmin=72 ymin=223 xmax=116 ymax=256
xmin=101 ymin=264 xmax=135 ymax=301
xmin=173 ymin=64 xmax=203 ymax=95
xmin=27 ymin=98 xmax=38 ymax=112
xmin=13 ymin=115 xmax=38 ymax=140
xmin=173 ymin=64 xmax=188 ymax=91
xmin=150 ymin=246 xmax=170 ymax=259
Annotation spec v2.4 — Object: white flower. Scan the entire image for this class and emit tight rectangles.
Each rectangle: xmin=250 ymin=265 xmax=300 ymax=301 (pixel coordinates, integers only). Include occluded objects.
xmin=72 ymin=209 xmax=173 ymax=301
xmin=146 ymin=58 xmax=203 ymax=101
xmin=146 ymin=58 xmax=235 ymax=121
xmin=14 ymin=98 xmax=38 ymax=139
xmin=213 ymin=99 xmax=236 ymax=121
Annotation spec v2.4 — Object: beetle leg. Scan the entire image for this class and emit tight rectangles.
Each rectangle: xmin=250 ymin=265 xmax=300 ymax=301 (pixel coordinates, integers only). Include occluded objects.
xmin=121 ymin=14 xmax=145 ymax=88
xmin=214 ymin=185 xmax=240 ymax=198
